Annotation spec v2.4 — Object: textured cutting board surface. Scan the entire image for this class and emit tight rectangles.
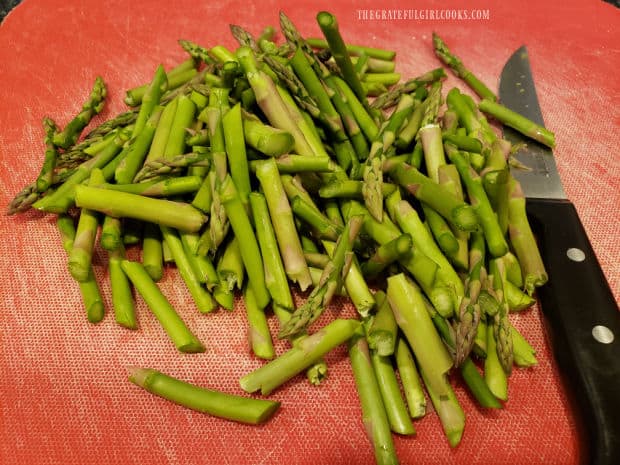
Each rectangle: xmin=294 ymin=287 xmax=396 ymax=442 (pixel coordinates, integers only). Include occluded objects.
xmin=1 ymin=1 xmax=619 ymax=464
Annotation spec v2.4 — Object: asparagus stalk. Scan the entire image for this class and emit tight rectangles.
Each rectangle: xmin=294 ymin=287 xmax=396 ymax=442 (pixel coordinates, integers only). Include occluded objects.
xmin=316 ymin=11 xmax=367 ymax=102
xmin=255 ymin=159 xmax=312 ymax=291
xmin=348 ymin=329 xmax=399 ymax=465
xmin=243 ymin=284 xmax=276 ymax=360
xmin=432 ymin=33 xmax=496 ymax=101
xmin=241 ymin=113 xmax=295 ymax=156
xmin=387 ymin=274 xmax=464 ymax=446
xmin=388 ymin=162 xmax=478 ymax=232
xmin=366 ymin=291 xmax=398 ymax=356
xmin=241 ymin=318 xmax=361 ymax=395
xmin=36 ymin=117 xmax=59 ymax=192
xmin=142 ymin=222 xmax=164 ymax=282
xmin=222 ymin=103 xmax=251 ymax=208
xmin=121 ymin=260 xmax=205 ymax=353
xmin=57 ymin=215 xmax=105 ymax=323
xmin=507 ymin=177 xmax=548 ymax=294
xmin=109 ymin=244 xmax=137 ymax=329
xmin=479 ymin=98 xmax=556 ymax=148
xmin=219 ymin=175 xmax=271 ymax=310
xmin=129 ymin=368 xmax=279 ymax=424
xmin=278 ymin=215 xmax=363 ymax=338
xmin=53 ymin=76 xmax=107 ymax=149
xmin=394 ymin=336 xmax=426 ymax=419
xmin=160 ymin=225 xmax=217 ymax=314
xmin=74 ymin=186 xmax=207 ymax=233
xmin=68 ymin=169 xmax=103 ymax=282
xmin=132 ymin=65 xmax=167 ymax=138
xmin=249 ymin=192 xmax=295 ymax=314
xmin=360 ymin=233 xmax=413 ymax=278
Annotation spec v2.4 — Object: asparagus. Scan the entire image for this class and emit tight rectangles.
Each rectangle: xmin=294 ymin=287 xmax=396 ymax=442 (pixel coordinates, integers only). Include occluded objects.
xmin=507 ymin=177 xmax=548 ymax=294
xmin=132 ymin=65 xmax=167 ymax=138
xmin=348 ymin=329 xmax=399 ymax=465
xmin=366 ymin=291 xmax=398 ymax=356
xmin=249 ymin=192 xmax=295 ymax=314
xmin=219 ymin=175 xmax=271 ymax=310
xmin=255 ymin=159 xmax=312 ymax=291
xmin=432 ymin=33 xmax=496 ymax=101
xmin=388 ymin=162 xmax=478 ymax=232
xmin=387 ymin=273 xmax=464 ymax=446
xmin=35 ymin=118 xmax=59 ymax=192
xmin=360 ymin=234 xmax=413 ymax=278
xmin=394 ymin=336 xmax=426 ymax=419
xmin=125 ymin=58 xmax=196 ymax=105
xmin=278 ymin=215 xmax=363 ymax=338
xmin=241 ymin=113 xmax=295 ymax=156
xmin=57 ymin=215 xmax=104 ymax=323
xmin=74 ymin=186 xmax=207 ymax=233
xmin=109 ymin=244 xmax=137 ymax=329
xmin=316 ymin=11 xmax=367 ymax=102
xmin=129 ymin=368 xmax=279 ymax=424
xmin=142 ymin=222 xmax=164 ymax=282
xmin=444 ymin=145 xmax=509 ymax=257
xmin=132 ymin=151 xmax=209 ymax=183
xmin=98 ymin=176 xmax=202 ymax=197
xmin=241 ymin=318 xmax=361 ymax=395
xmin=370 ymin=68 xmax=446 ymax=110
xmin=68 ymin=169 xmax=103 ymax=282
xmin=33 ymin=129 xmax=129 ymax=213
xmin=53 ymin=76 xmax=107 ymax=149
xmin=160 ymin=225 xmax=217 ymax=314
xmin=243 ymin=284 xmax=276 ymax=360
xmin=121 ymin=260 xmax=205 ymax=352
xmin=370 ymin=347 xmax=416 ymax=435
xmin=222 ymin=103 xmax=251 ymax=208
xmin=479 ymin=98 xmax=556 ymax=148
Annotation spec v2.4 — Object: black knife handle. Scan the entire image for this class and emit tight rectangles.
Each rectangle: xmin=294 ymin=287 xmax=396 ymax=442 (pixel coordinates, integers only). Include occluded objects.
xmin=526 ymin=198 xmax=620 ymax=465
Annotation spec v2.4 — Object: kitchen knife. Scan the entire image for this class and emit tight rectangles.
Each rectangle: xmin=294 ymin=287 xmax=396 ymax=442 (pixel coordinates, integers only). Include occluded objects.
xmin=499 ymin=46 xmax=620 ymax=465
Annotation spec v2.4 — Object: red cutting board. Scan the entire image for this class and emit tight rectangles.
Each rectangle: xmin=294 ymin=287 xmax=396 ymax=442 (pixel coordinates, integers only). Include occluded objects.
xmin=1 ymin=0 xmax=619 ymax=464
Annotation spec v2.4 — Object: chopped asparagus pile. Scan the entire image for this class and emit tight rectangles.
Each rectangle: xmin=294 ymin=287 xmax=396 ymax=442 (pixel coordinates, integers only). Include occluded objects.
xmin=7 ymin=10 xmax=554 ymax=464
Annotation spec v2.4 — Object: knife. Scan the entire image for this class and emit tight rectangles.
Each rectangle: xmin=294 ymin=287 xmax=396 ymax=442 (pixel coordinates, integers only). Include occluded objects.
xmin=499 ymin=46 xmax=620 ymax=465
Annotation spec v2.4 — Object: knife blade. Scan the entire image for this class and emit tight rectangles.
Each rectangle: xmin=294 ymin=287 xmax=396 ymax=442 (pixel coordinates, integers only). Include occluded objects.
xmin=499 ymin=46 xmax=620 ymax=465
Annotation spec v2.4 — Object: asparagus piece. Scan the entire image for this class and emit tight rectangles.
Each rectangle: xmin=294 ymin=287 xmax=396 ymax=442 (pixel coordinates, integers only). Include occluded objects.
xmin=307 ymin=37 xmax=395 ymax=60
xmin=437 ymin=164 xmax=469 ymax=270
xmin=323 ymin=240 xmax=375 ymax=318
xmin=394 ymin=336 xmax=426 ymax=419
xmin=163 ymin=95 xmax=196 ymax=157
xmin=511 ymin=325 xmax=538 ymax=367
xmin=484 ymin=320 xmax=508 ymax=401
xmin=370 ymin=347 xmax=416 ymax=435
xmin=132 ymin=65 xmax=167 ymax=138
xmin=142 ymin=222 xmax=164 ymax=282
xmin=489 ymin=258 xmax=514 ymax=374
xmin=319 ymin=179 xmax=397 ymax=200
xmin=74 ymin=186 xmax=207 ymax=233
xmin=237 ymin=46 xmax=315 ymax=158
xmin=160 ymin=225 xmax=217 ymax=314
xmin=249 ymin=192 xmax=295 ymax=314
xmin=133 ymin=150 xmax=209 ymax=183
xmin=124 ymin=58 xmax=196 ymax=105
xmin=57 ymin=215 xmax=104 ymax=323
xmin=222 ymin=103 xmax=251 ymax=208
xmin=479 ymin=98 xmax=555 ymax=148
xmin=366 ymin=291 xmax=398 ymax=356
xmin=332 ymin=76 xmax=379 ymax=142
xmin=387 ymin=273 xmax=464 ymax=447
xmin=432 ymin=33 xmax=496 ymax=101
xmin=363 ymin=93 xmax=415 ymax=221
xmin=241 ymin=318 xmax=361 ymax=395
xmin=360 ymin=233 xmax=413 ymax=278
xmin=109 ymin=244 xmax=137 ymax=329
xmin=121 ymin=260 xmax=205 ymax=352
xmin=291 ymin=196 xmax=343 ymax=241
xmin=507 ymin=177 xmax=548 ymax=294
xmin=53 ymin=76 xmax=107 ymax=149
xmin=243 ymin=284 xmax=276 ymax=360
xmin=220 ymin=175 xmax=271 ymax=309
xmin=36 ymin=117 xmax=59 ymax=192
xmin=180 ymin=231 xmax=218 ymax=289
xmin=68 ymin=169 xmax=103 ymax=282
xmin=98 ymin=176 xmax=202 ymax=197
xmin=242 ymin=113 xmax=295 ymax=156
xmin=505 ymin=279 xmax=536 ymax=312
xmin=316 ymin=11 xmax=367 ymax=102
xmin=33 ymin=129 xmax=129 ymax=213
xmin=101 ymin=215 xmax=122 ymax=252
xmin=388 ymin=162 xmax=478 ymax=232
xmin=278 ymin=215 xmax=363 ymax=338
xmin=250 ymin=155 xmax=334 ymax=174
xmin=445 ymin=145 xmax=509 ymax=257
xmin=422 ymin=204 xmax=459 ymax=256
xmin=348 ymin=329 xmax=399 ymax=465
xmin=370 ymin=68 xmax=446 ymax=110
xmin=115 ymin=108 xmax=161 ymax=184
xmin=129 ymin=368 xmax=279 ymax=424
xmin=255 ymin=159 xmax=312 ymax=291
